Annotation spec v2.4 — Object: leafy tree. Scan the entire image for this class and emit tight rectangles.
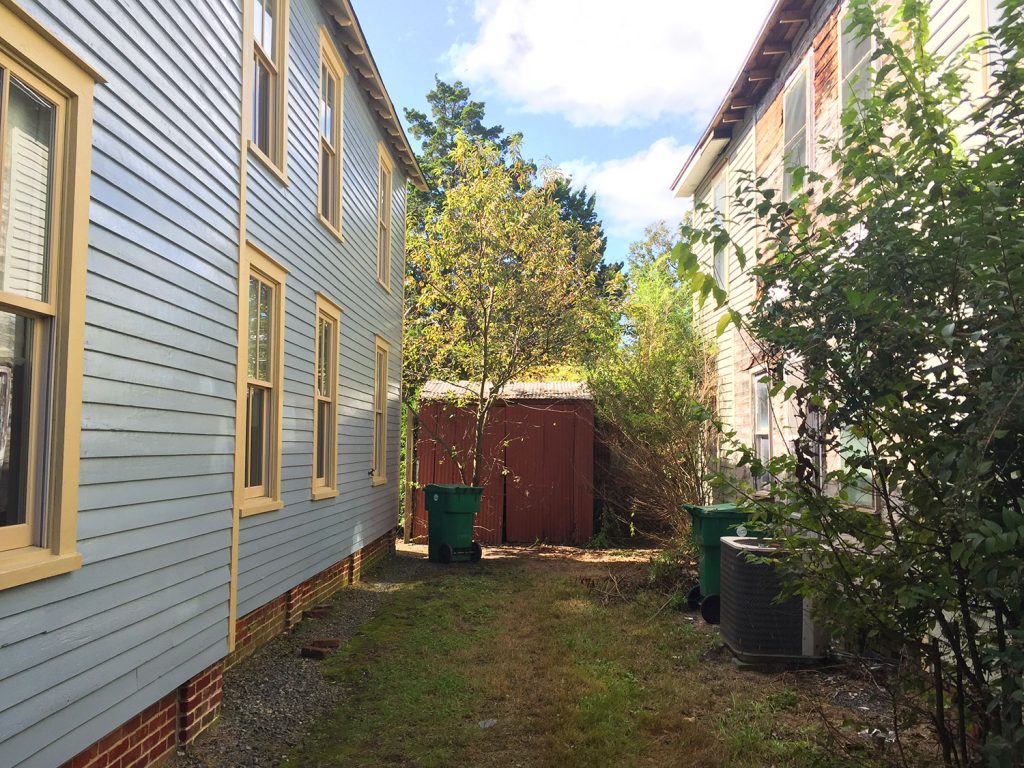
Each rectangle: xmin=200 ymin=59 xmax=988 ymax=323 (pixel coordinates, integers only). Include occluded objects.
xmin=550 ymin=176 xmax=625 ymax=298
xmin=626 ymin=221 xmax=675 ymax=271
xmin=403 ymin=79 xmax=621 ymax=298
xmin=677 ymin=1 xmax=1024 ymax=764
xmin=587 ymin=252 xmax=715 ymax=541
xmin=404 ymin=77 xmax=520 ymax=229
xmin=405 ymin=136 xmax=609 ymax=486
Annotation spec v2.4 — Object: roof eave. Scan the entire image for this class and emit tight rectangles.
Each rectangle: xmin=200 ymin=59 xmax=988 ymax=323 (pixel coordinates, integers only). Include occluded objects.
xmin=669 ymin=0 xmax=826 ymax=198
xmin=320 ymin=0 xmax=429 ymax=191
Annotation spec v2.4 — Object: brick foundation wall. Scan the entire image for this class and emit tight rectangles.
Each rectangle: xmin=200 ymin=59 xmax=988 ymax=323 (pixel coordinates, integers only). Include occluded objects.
xmin=60 ymin=530 xmax=395 ymax=768
xmin=228 ymin=529 xmax=396 ymax=668
xmin=178 ymin=662 xmax=224 ymax=745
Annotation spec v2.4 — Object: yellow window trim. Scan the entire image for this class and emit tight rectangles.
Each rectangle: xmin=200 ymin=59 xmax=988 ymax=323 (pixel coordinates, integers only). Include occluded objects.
xmin=317 ymin=27 xmax=346 ymax=240
xmin=312 ymin=293 xmax=341 ymax=498
xmin=376 ymin=142 xmax=394 ymax=292
xmin=371 ymin=336 xmax=389 ymax=486
xmin=243 ymin=0 xmax=289 ymax=181
xmin=237 ymin=243 xmax=287 ymax=516
xmin=0 ymin=0 xmax=98 ymax=590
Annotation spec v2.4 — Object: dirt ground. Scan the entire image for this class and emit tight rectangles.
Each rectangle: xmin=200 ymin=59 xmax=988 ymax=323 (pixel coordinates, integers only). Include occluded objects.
xmin=171 ymin=543 xmax=935 ymax=768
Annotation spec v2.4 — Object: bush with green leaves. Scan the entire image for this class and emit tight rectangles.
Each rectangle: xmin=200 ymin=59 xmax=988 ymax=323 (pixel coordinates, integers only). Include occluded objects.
xmin=588 ymin=232 xmax=716 ymax=542
xmin=675 ymin=1 xmax=1024 ymax=764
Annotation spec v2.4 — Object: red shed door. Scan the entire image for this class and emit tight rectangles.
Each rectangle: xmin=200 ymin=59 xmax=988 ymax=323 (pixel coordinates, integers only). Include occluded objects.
xmin=505 ymin=404 xmax=576 ymax=543
xmin=414 ymin=403 xmax=505 ymax=545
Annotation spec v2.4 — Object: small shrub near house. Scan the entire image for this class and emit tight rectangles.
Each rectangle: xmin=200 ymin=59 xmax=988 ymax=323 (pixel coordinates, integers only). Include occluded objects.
xmin=675 ymin=1 xmax=1024 ymax=765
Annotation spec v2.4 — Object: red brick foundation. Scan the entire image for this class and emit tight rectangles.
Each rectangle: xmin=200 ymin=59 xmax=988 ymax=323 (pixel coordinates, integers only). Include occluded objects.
xmin=60 ymin=530 xmax=395 ymax=768
xmin=178 ymin=662 xmax=224 ymax=745
xmin=227 ymin=529 xmax=396 ymax=668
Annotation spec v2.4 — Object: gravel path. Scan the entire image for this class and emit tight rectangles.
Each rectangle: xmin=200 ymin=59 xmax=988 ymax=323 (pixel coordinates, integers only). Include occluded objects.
xmin=168 ymin=546 xmax=431 ymax=768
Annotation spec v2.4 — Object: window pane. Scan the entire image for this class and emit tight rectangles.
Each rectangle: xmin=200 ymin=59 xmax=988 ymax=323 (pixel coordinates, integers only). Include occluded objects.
xmin=841 ymin=17 xmax=871 ymax=77
xmin=253 ymin=60 xmax=272 ymax=155
xmin=246 ymin=385 xmax=266 ymax=488
xmin=1 ymin=77 xmax=54 ymax=302
xmin=378 ymin=222 xmax=388 ymax=281
xmin=256 ymin=0 xmax=276 ymax=53
xmin=257 ymin=280 xmax=272 ymax=382
xmin=783 ymin=73 xmax=806 ymax=145
xmin=317 ymin=317 xmax=332 ymax=397
xmin=320 ymin=69 xmax=335 ymax=142
xmin=0 ymin=312 xmax=33 ymax=529
xmin=755 ymin=379 xmax=770 ymax=433
xmin=316 ymin=399 xmax=330 ymax=480
xmin=247 ymin=276 xmax=259 ymax=378
xmin=989 ymin=0 xmax=1004 ymax=28
xmin=320 ymin=145 xmax=333 ymax=221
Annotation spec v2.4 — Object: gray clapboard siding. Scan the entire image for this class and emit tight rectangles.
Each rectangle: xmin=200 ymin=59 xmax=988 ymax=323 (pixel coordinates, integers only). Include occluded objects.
xmin=235 ymin=0 xmax=405 ymax=618
xmin=0 ymin=550 xmax=224 ymax=650
xmin=0 ymin=0 xmax=240 ymax=764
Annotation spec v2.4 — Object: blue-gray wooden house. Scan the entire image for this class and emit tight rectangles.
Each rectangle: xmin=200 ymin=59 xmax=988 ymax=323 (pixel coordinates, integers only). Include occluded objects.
xmin=0 ymin=0 xmax=425 ymax=765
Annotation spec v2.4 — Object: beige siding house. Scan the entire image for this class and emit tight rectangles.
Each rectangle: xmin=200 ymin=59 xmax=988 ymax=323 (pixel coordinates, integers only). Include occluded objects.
xmin=671 ymin=0 xmax=999 ymax=488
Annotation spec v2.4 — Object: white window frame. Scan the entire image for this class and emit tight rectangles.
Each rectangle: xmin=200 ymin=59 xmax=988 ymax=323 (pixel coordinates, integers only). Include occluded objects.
xmin=752 ymin=372 xmax=772 ymax=491
xmin=781 ymin=59 xmax=812 ymax=202
xmin=712 ymin=174 xmax=728 ymax=290
xmin=839 ymin=4 xmax=874 ymax=113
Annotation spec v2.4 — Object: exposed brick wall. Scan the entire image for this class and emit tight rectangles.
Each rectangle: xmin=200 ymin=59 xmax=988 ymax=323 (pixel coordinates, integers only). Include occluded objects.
xmin=228 ymin=530 xmax=396 ymax=668
xmin=178 ymin=663 xmax=223 ymax=745
xmin=225 ymin=594 xmax=287 ymax=669
xmin=286 ymin=559 xmax=349 ymax=628
xmin=59 ymin=679 xmax=192 ymax=768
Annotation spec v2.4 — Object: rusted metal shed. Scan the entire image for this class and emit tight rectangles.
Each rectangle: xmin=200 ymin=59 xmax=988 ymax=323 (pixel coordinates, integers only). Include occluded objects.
xmin=413 ymin=381 xmax=595 ymax=546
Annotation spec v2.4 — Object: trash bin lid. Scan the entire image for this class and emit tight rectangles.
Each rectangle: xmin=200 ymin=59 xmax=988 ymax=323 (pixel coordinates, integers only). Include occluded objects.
xmin=424 ymin=483 xmax=483 ymax=495
xmin=684 ymin=503 xmax=745 ymax=518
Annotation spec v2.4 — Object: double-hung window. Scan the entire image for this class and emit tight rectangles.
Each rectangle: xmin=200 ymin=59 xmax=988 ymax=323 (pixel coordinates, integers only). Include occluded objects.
xmin=371 ymin=337 xmax=388 ymax=485
xmin=318 ymin=29 xmax=344 ymax=236
xmin=711 ymin=177 xmax=727 ymax=290
xmin=312 ymin=295 xmax=340 ymax=499
xmin=838 ymin=426 xmax=875 ymax=508
xmin=752 ymin=374 xmax=772 ymax=491
xmin=249 ymin=0 xmax=288 ymax=176
xmin=782 ymin=65 xmax=809 ymax=202
xmin=243 ymin=247 xmax=285 ymax=515
xmin=376 ymin=144 xmax=393 ymax=290
xmin=986 ymin=0 xmax=1006 ymax=77
xmin=0 ymin=4 xmax=97 ymax=589
xmin=840 ymin=10 xmax=873 ymax=111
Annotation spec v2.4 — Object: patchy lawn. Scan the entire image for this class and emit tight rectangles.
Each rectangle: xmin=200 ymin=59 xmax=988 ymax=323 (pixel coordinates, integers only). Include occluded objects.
xmin=282 ymin=544 xmax=922 ymax=768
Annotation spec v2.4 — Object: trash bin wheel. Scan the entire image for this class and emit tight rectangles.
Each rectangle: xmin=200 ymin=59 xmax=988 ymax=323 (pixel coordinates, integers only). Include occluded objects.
xmin=686 ymin=585 xmax=702 ymax=611
xmin=470 ymin=542 xmax=483 ymax=563
xmin=439 ymin=543 xmax=454 ymax=564
xmin=700 ymin=594 xmax=721 ymax=625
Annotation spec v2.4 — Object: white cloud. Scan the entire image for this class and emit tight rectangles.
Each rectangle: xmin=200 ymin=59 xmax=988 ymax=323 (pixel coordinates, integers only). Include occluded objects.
xmin=448 ymin=0 xmax=774 ymax=127
xmin=560 ymin=137 xmax=692 ymax=241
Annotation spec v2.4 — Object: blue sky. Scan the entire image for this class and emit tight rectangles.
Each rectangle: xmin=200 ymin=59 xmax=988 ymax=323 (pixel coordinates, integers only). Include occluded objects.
xmin=352 ymin=0 xmax=774 ymax=264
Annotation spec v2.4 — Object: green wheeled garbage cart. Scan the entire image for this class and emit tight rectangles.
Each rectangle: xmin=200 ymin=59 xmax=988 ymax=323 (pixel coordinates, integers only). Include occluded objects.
xmin=425 ymin=484 xmax=484 ymax=564
xmin=683 ymin=503 xmax=753 ymax=624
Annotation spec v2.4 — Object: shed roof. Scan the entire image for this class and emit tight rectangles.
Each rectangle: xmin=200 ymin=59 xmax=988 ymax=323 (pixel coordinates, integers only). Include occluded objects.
xmin=420 ymin=380 xmax=592 ymax=401
xmin=671 ymin=0 xmax=826 ymax=197
xmin=320 ymin=0 xmax=428 ymax=190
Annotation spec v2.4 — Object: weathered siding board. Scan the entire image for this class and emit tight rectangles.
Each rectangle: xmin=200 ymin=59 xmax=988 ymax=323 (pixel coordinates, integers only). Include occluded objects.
xmin=0 ymin=0 xmax=240 ymax=764
xmin=235 ymin=0 xmax=405 ymax=619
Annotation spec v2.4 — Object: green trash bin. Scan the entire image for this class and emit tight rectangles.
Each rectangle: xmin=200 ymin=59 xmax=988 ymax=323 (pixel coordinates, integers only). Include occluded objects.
xmin=684 ymin=503 xmax=753 ymax=623
xmin=425 ymin=484 xmax=484 ymax=564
